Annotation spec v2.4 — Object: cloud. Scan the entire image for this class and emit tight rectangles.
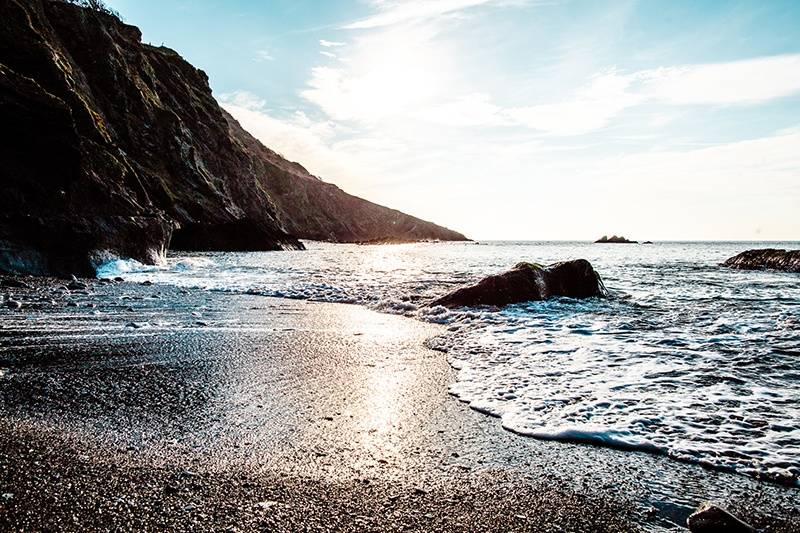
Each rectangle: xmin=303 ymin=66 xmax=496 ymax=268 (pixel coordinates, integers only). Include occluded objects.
xmin=254 ymin=49 xmax=275 ymax=62
xmin=301 ymin=25 xmax=449 ymax=123
xmin=221 ymin=90 xmax=267 ymax=110
xmin=419 ymin=93 xmax=512 ymax=127
xmin=635 ymin=54 xmax=800 ymax=105
xmin=508 ymin=54 xmax=800 ymax=135
xmin=220 ymin=92 xmax=345 ymax=177
xmin=319 ymin=39 xmax=346 ymax=47
xmin=507 ymin=70 xmax=642 ymax=134
xmin=342 ymin=0 xmax=520 ymax=29
xmin=320 ymin=50 xmax=338 ymax=59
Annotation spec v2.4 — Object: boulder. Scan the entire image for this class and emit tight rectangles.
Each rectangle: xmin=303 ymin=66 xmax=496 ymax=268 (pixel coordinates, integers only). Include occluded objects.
xmin=430 ymin=260 xmax=607 ymax=308
xmin=687 ymin=503 xmax=756 ymax=533
xmin=595 ymin=235 xmax=637 ymax=244
xmin=722 ymin=249 xmax=800 ymax=273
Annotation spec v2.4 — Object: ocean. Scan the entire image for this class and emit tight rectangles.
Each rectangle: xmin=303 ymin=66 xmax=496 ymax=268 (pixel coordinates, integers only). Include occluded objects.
xmin=98 ymin=240 xmax=800 ymax=486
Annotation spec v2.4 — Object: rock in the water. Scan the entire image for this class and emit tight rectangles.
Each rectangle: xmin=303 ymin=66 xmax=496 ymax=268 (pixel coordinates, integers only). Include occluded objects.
xmin=430 ymin=260 xmax=607 ymax=308
xmin=687 ymin=503 xmax=756 ymax=533
xmin=4 ymin=299 xmax=22 ymax=309
xmin=722 ymin=249 xmax=800 ymax=273
xmin=595 ymin=235 xmax=638 ymax=244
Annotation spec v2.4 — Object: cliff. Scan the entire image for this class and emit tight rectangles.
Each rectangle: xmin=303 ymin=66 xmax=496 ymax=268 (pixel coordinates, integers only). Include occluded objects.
xmin=0 ymin=0 xmax=467 ymax=276
xmin=223 ymin=114 xmax=467 ymax=243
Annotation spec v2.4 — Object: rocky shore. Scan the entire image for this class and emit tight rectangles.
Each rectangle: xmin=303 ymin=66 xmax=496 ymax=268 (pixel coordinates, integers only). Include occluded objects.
xmin=723 ymin=249 xmax=800 ymax=273
xmin=1 ymin=277 xmax=799 ymax=531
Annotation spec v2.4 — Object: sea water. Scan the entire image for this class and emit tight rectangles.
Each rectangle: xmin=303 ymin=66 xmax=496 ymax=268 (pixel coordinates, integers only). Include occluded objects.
xmin=98 ymin=240 xmax=800 ymax=485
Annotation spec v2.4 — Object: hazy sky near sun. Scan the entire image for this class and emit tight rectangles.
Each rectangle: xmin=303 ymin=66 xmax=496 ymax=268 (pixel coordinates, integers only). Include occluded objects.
xmin=106 ymin=0 xmax=800 ymax=240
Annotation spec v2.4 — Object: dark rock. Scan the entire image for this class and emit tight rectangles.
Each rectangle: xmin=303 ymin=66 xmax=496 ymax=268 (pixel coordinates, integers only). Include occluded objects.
xmin=642 ymin=241 xmax=653 ymax=245
xmin=114 ymin=277 xmax=124 ymax=282
xmin=722 ymin=249 xmax=800 ymax=273
xmin=66 ymin=279 xmax=87 ymax=291
xmin=4 ymin=299 xmax=22 ymax=309
xmin=687 ymin=503 xmax=756 ymax=533
xmin=0 ymin=0 xmax=466 ymax=277
xmin=140 ymin=280 xmax=153 ymax=286
xmin=595 ymin=235 xmax=638 ymax=244
xmin=430 ymin=260 xmax=607 ymax=308
xmin=1 ymin=278 xmax=30 ymax=289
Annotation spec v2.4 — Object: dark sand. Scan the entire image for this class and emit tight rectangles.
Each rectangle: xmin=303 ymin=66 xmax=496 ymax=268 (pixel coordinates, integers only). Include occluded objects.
xmin=0 ymin=278 xmax=798 ymax=531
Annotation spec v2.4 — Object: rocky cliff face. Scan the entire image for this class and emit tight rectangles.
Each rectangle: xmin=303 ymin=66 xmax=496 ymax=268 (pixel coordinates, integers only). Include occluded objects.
xmin=223 ymin=114 xmax=468 ymax=244
xmin=0 ymin=0 xmax=466 ymax=276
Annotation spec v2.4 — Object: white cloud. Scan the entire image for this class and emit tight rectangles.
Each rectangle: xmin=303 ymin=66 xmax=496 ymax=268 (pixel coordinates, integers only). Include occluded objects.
xmin=320 ymin=50 xmax=338 ymax=59
xmin=254 ymin=49 xmax=275 ymax=62
xmin=301 ymin=25 xmax=449 ymax=123
xmin=343 ymin=0 xmax=512 ymax=29
xmin=635 ymin=54 xmax=800 ymax=105
xmin=220 ymin=90 xmax=267 ymax=110
xmin=319 ymin=39 xmax=346 ymax=47
xmin=508 ymin=54 xmax=800 ymax=135
xmin=420 ymin=93 xmax=512 ymax=127
xmin=507 ymin=70 xmax=642 ymax=134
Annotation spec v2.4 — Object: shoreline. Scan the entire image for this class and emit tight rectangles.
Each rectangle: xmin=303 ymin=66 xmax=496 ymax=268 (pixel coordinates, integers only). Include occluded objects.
xmin=1 ymin=277 xmax=799 ymax=531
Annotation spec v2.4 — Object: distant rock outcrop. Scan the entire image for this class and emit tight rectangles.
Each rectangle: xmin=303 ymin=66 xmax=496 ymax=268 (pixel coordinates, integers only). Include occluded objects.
xmin=430 ymin=260 xmax=607 ymax=308
xmin=595 ymin=235 xmax=638 ymax=244
xmin=722 ymin=249 xmax=800 ymax=273
xmin=0 ymin=0 xmax=466 ymax=276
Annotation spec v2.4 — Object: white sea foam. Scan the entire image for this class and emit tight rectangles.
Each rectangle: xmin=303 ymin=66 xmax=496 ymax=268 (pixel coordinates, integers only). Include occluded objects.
xmin=93 ymin=240 xmax=800 ymax=485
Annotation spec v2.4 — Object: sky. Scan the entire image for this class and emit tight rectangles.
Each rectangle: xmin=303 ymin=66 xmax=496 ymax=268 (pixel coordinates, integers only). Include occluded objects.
xmin=105 ymin=0 xmax=800 ymax=240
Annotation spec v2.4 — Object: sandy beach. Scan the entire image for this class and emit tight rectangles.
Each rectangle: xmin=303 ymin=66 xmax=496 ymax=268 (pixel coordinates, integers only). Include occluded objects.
xmin=0 ymin=278 xmax=798 ymax=532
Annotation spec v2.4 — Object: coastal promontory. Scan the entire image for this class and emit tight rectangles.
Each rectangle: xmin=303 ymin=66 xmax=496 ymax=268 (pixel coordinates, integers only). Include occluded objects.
xmin=0 ymin=0 xmax=466 ymax=276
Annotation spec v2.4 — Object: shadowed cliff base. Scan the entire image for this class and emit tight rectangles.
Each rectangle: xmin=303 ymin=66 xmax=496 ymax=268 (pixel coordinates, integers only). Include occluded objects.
xmin=0 ymin=0 xmax=466 ymax=277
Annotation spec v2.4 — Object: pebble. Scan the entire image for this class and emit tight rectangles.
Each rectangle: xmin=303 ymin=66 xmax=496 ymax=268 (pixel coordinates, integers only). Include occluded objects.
xmin=255 ymin=500 xmax=279 ymax=510
xmin=67 ymin=279 xmax=87 ymax=291
xmin=687 ymin=503 xmax=756 ymax=533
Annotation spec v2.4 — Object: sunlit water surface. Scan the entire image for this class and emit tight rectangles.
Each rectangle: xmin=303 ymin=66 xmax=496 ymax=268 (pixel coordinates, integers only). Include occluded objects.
xmin=98 ymin=241 xmax=800 ymax=485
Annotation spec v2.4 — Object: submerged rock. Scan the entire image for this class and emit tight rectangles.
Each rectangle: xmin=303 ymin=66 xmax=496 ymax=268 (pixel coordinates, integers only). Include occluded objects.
xmin=722 ymin=249 xmax=800 ymax=273
xmin=430 ymin=260 xmax=607 ymax=308
xmin=686 ymin=503 xmax=756 ymax=533
xmin=595 ymin=235 xmax=638 ymax=244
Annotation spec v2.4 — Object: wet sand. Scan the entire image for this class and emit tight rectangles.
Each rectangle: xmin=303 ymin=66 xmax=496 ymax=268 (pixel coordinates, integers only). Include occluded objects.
xmin=0 ymin=278 xmax=798 ymax=531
